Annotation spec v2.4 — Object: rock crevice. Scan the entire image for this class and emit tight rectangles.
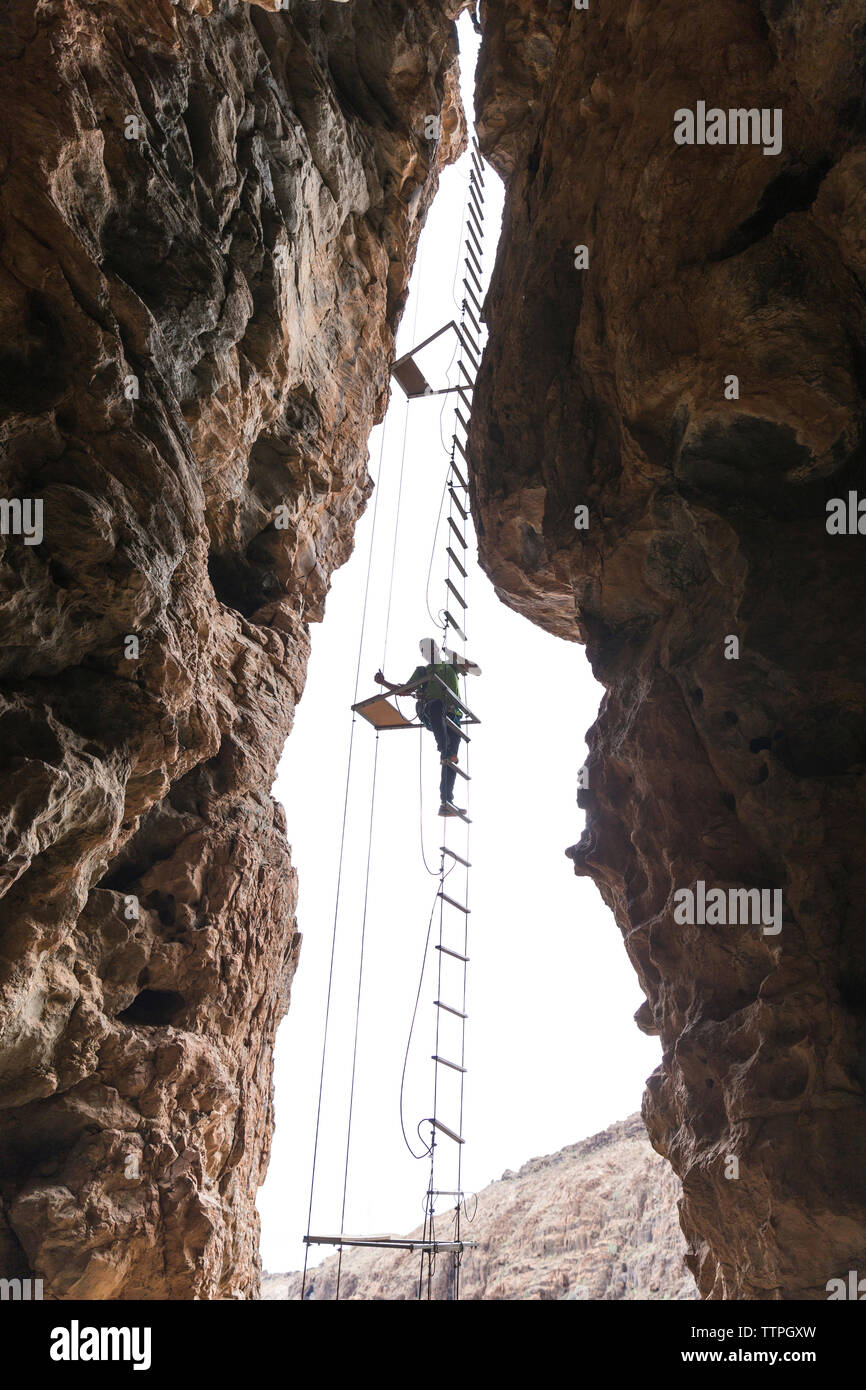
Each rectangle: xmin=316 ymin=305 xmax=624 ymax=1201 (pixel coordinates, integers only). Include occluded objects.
xmin=471 ymin=0 xmax=866 ymax=1299
xmin=0 ymin=0 xmax=467 ymax=1299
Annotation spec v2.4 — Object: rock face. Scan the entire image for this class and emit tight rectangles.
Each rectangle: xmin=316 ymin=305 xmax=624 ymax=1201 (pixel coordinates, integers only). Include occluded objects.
xmin=265 ymin=1115 xmax=696 ymax=1300
xmin=0 ymin=0 xmax=467 ymax=1299
xmin=471 ymin=0 xmax=866 ymax=1298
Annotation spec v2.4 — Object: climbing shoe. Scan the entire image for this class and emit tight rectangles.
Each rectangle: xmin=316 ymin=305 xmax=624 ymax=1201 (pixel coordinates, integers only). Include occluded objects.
xmin=439 ymin=801 xmax=465 ymax=817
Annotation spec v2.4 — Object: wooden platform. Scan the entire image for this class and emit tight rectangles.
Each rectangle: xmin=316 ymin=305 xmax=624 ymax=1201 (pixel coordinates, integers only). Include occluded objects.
xmin=351 ymin=693 xmax=418 ymax=730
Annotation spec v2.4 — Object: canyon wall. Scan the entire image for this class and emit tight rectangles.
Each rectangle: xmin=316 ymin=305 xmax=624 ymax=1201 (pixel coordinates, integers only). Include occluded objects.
xmin=266 ymin=1115 xmax=696 ymax=1301
xmin=471 ymin=0 xmax=866 ymax=1298
xmin=0 ymin=0 xmax=467 ymax=1299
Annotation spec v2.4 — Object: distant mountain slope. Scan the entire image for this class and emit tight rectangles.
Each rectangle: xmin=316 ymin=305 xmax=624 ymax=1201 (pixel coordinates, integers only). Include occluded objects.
xmin=264 ymin=1114 xmax=697 ymax=1300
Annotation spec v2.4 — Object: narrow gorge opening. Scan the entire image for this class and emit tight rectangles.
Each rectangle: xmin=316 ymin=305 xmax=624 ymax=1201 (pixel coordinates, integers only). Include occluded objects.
xmin=3 ymin=0 xmax=864 ymax=1337
xmin=257 ymin=13 xmax=665 ymax=1300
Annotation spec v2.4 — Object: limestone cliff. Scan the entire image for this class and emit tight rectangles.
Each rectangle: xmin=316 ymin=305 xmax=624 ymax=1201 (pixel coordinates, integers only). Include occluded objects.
xmin=471 ymin=0 xmax=866 ymax=1298
xmin=0 ymin=0 xmax=468 ymax=1299
xmin=265 ymin=1115 xmax=696 ymax=1300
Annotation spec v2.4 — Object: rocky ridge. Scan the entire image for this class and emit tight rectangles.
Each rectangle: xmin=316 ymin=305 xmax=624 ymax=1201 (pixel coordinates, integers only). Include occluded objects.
xmin=265 ymin=1115 xmax=696 ymax=1300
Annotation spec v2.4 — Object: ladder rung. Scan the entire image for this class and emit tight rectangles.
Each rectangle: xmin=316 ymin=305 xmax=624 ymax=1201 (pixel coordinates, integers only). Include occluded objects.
xmin=461 ymin=325 xmax=480 ymax=364
xmin=462 ymin=300 xmax=481 ymax=337
xmin=458 ymin=358 xmax=475 ymax=389
xmin=449 ymin=457 xmax=468 ymax=491
xmin=458 ymin=358 xmax=478 ymax=391
xmin=447 ymin=546 xmax=467 ymax=578
xmin=469 ymin=177 xmax=484 ymax=206
xmin=465 ymin=242 xmax=483 ymax=276
xmin=471 ymin=151 xmax=484 ymax=178
xmin=445 ymin=716 xmax=470 ymax=744
xmin=445 ymin=577 xmax=466 ymax=609
xmin=449 ymin=761 xmax=470 ymax=782
xmin=447 ymin=516 xmax=467 ymax=549
xmin=467 ymin=201 xmax=483 ymax=234
xmin=440 ymin=846 xmax=471 ymax=868
xmin=432 ymin=1053 xmax=467 ymax=1072
xmin=429 ymin=1118 xmax=465 ymax=1145
xmin=466 ymin=220 xmax=483 ymax=256
xmin=458 ymin=332 xmax=480 ymax=369
xmin=455 ymin=434 xmax=470 ymax=468
xmin=436 ymin=945 xmax=469 ymax=963
xmin=463 ymin=279 xmax=483 ymax=315
xmin=434 ymin=1000 xmax=467 ymax=1018
xmin=428 ymin=671 xmax=480 ymax=723
xmin=458 ymin=319 xmax=479 ymax=351
xmin=438 ymin=891 xmax=470 ymax=915
xmin=448 ymin=486 xmax=468 ymax=520
xmin=455 ymin=405 xmax=471 ymax=433
xmin=464 ymin=260 xmax=483 ymax=294
xmin=457 ymin=362 xmax=476 ymax=392
xmin=443 ymin=615 xmax=467 ymax=645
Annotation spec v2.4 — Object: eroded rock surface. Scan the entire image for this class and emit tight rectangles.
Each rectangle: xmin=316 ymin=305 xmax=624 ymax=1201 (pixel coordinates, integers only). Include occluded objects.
xmin=471 ymin=0 xmax=866 ymax=1298
xmin=265 ymin=1115 xmax=695 ymax=1300
xmin=0 ymin=0 xmax=467 ymax=1298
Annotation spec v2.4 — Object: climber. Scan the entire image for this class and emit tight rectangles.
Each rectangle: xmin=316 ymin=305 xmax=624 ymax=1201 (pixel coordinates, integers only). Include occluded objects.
xmin=375 ymin=638 xmax=475 ymax=817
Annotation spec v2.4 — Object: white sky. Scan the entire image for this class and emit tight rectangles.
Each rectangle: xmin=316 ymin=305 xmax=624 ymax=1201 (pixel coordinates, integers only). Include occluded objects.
xmin=257 ymin=16 xmax=660 ymax=1275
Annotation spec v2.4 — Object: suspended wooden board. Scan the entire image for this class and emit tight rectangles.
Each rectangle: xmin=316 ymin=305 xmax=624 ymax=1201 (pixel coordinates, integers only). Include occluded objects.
xmin=352 ymin=693 xmax=418 ymax=730
xmin=391 ymin=321 xmax=478 ymax=399
xmin=391 ymin=356 xmax=431 ymax=399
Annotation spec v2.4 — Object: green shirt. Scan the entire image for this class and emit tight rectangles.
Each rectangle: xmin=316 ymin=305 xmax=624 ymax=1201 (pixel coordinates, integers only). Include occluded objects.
xmin=410 ymin=662 xmax=461 ymax=712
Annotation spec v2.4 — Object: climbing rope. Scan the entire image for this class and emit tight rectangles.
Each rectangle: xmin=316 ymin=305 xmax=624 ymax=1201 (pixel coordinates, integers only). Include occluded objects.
xmin=300 ymin=407 xmax=391 ymax=1300
xmin=299 ymin=129 xmax=487 ymax=1304
xmin=399 ymin=883 xmax=440 ymax=1160
xmin=335 ymin=730 xmax=381 ymax=1299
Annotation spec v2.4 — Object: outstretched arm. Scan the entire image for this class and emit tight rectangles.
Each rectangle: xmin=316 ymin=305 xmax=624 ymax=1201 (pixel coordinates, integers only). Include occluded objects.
xmin=374 ymin=670 xmax=419 ymax=696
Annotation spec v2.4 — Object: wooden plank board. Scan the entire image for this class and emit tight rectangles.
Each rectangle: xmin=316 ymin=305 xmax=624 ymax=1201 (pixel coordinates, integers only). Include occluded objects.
xmin=352 ymin=694 xmax=417 ymax=729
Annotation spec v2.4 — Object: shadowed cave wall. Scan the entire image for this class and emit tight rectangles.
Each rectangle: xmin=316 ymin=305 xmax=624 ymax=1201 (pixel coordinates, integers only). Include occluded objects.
xmin=0 ymin=0 xmax=468 ymax=1299
xmin=470 ymin=0 xmax=866 ymax=1299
